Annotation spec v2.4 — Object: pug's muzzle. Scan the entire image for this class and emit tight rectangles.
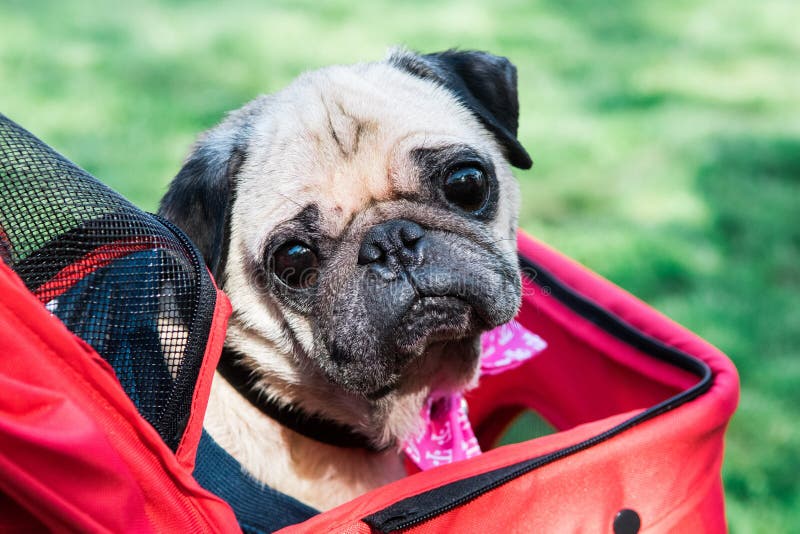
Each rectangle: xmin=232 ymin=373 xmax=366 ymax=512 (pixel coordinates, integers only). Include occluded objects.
xmin=312 ymin=219 xmax=520 ymax=396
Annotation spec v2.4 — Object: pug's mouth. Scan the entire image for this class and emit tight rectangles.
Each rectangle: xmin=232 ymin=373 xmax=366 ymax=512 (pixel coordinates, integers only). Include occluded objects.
xmin=354 ymin=296 xmax=484 ymax=401
xmin=394 ymin=296 xmax=484 ymax=357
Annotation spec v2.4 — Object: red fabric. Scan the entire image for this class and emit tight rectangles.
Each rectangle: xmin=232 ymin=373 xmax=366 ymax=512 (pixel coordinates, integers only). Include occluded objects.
xmin=280 ymin=231 xmax=739 ymax=533
xmin=177 ymin=274 xmax=232 ymax=472
xmin=0 ymin=260 xmax=239 ymax=532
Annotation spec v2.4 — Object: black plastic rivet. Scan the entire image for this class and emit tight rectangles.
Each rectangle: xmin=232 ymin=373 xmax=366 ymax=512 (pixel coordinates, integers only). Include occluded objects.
xmin=613 ymin=509 xmax=641 ymax=534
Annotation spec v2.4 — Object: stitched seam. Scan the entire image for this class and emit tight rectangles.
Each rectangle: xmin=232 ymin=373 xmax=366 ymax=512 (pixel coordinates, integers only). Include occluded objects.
xmin=176 ymin=289 xmax=226 ymax=464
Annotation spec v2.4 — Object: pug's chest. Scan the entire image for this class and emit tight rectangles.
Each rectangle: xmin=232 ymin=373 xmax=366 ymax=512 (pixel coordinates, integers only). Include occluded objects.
xmin=202 ymin=373 xmax=406 ymax=511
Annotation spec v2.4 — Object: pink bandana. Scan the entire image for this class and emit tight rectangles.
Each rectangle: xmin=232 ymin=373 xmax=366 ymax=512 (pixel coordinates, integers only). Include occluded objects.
xmin=403 ymin=320 xmax=547 ymax=470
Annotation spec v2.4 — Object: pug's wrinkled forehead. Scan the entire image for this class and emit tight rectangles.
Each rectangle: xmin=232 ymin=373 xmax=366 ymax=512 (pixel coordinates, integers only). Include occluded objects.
xmin=237 ymin=70 xmax=502 ymax=251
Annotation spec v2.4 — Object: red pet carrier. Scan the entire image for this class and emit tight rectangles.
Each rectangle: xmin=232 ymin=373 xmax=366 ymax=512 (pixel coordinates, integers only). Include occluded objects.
xmin=0 ymin=115 xmax=738 ymax=533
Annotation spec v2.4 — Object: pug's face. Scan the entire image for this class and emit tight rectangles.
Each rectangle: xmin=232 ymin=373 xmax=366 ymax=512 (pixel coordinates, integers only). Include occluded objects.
xmin=160 ymin=49 xmax=531 ymax=445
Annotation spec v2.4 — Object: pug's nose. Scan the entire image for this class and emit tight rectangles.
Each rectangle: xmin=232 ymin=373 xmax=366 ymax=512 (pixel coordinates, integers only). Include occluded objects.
xmin=358 ymin=219 xmax=425 ymax=275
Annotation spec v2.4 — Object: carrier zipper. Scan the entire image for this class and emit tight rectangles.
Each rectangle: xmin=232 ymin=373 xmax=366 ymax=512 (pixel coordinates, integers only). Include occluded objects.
xmin=150 ymin=214 xmax=218 ymax=449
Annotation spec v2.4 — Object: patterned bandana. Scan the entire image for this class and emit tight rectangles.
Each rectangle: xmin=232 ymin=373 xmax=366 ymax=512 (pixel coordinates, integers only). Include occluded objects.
xmin=403 ymin=320 xmax=547 ymax=470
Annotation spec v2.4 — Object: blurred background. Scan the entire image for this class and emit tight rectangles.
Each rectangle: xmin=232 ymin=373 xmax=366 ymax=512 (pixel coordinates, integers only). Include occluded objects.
xmin=1 ymin=1 xmax=797 ymax=531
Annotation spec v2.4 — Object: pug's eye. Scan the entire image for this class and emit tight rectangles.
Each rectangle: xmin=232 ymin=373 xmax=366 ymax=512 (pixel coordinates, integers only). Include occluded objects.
xmin=270 ymin=241 xmax=319 ymax=289
xmin=443 ymin=166 xmax=489 ymax=213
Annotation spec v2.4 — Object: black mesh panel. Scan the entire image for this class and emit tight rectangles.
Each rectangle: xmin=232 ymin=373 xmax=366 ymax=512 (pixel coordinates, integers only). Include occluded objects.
xmin=0 ymin=114 xmax=216 ymax=451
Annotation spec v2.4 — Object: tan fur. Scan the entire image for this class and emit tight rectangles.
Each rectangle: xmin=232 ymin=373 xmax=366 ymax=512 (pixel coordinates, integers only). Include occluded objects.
xmin=201 ymin=58 xmax=521 ymax=509
xmin=204 ymin=374 xmax=406 ymax=510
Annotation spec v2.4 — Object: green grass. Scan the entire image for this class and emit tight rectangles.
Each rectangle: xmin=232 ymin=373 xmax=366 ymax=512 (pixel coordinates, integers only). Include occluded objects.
xmin=2 ymin=1 xmax=798 ymax=531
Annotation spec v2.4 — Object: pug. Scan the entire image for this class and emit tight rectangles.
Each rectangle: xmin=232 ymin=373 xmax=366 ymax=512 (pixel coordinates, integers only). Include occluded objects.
xmin=158 ymin=48 xmax=531 ymax=511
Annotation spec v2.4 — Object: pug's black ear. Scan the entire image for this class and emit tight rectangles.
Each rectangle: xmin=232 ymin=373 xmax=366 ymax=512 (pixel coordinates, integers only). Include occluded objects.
xmin=389 ymin=48 xmax=532 ymax=169
xmin=158 ymin=103 xmax=260 ymax=279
